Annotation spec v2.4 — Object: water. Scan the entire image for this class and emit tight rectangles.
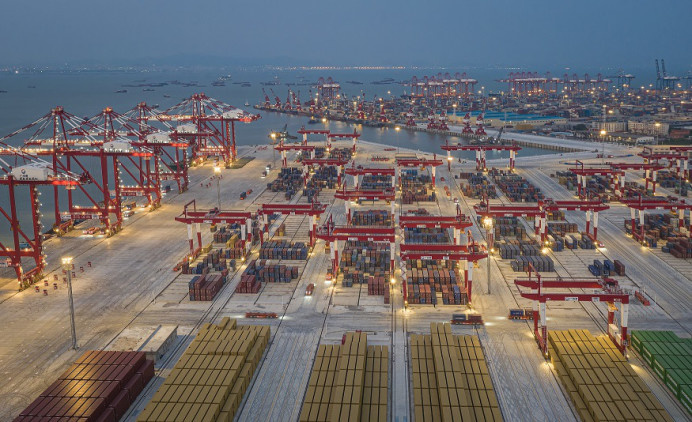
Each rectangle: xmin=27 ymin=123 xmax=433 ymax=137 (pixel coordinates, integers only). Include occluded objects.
xmin=0 ymin=69 xmax=558 ymax=244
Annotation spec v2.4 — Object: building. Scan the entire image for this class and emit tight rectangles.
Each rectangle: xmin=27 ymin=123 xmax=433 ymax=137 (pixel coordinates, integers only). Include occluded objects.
xmin=592 ymin=121 xmax=628 ymax=133
xmin=628 ymin=120 xmax=669 ymax=136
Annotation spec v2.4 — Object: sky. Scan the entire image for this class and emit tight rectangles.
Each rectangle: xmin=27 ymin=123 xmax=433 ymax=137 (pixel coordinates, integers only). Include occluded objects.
xmin=2 ymin=0 xmax=691 ymax=70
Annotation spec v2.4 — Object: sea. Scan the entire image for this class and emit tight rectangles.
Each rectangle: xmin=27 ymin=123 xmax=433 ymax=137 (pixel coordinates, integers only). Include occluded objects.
xmin=0 ymin=67 xmax=578 ymax=244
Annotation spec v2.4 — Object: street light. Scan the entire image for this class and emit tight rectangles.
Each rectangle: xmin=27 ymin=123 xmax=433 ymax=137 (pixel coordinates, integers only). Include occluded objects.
xmin=213 ymin=165 xmax=221 ymax=209
xmin=394 ymin=126 xmax=401 ymax=153
xmin=483 ymin=217 xmax=493 ymax=295
xmin=62 ymin=256 xmax=77 ymax=350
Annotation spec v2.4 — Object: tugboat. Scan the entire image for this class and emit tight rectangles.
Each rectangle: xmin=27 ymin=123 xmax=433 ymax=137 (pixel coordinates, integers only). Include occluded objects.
xmin=244 ymin=100 xmax=250 ymax=107
xmin=307 ymin=116 xmax=319 ymax=124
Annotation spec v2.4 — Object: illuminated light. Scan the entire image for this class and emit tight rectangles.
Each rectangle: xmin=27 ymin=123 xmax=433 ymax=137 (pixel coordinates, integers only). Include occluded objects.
xmin=390 ymin=278 xmax=395 ymax=284
xmin=395 ymin=127 xmax=400 ymax=132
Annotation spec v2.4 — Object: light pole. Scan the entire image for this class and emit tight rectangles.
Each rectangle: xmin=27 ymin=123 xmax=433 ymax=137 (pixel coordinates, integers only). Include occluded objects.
xmin=62 ymin=256 xmax=77 ymax=350
xmin=394 ymin=126 xmax=401 ymax=153
xmin=483 ymin=217 xmax=494 ymax=295
xmin=214 ymin=165 xmax=221 ymax=209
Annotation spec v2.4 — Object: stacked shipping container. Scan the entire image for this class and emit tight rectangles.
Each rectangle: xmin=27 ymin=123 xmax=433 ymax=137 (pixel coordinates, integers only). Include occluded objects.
xmin=137 ymin=318 xmax=270 ymax=422
xmin=16 ymin=351 xmax=155 ymax=422
xmin=410 ymin=323 xmax=503 ymax=422
xmin=259 ymin=241 xmax=308 ymax=260
xmin=267 ymin=167 xmax=303 ymax=199
xmin=299 ymin=332 xmax=388 ymax=422
xmin=458 ymin=172 xmax=497 ymax=199
xmin=189 ymin=274 xmax=227 ymax=301
xmin=631 ymin=330 xmax=692 ymax=414
xmin=548 ymin=329 xmax=673 ymax=422
xmin=489 ymin=169 xmax=544 ymax=202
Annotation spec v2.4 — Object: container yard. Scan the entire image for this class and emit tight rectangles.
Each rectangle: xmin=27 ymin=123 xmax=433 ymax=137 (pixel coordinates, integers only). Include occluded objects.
xmin=1 ymin=102 xmax=691 ymax=422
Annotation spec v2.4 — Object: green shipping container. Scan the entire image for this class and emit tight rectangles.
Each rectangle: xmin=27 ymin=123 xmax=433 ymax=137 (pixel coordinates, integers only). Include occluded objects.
xmin=680 ymin=385 xmax=692 ymax=414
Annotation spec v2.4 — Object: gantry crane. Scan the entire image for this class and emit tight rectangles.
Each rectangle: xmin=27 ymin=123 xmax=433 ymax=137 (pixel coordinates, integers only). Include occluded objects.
xmin=515 ymin=265 xmax=630 ymax=355
xmin=343 ymin=164 xmax=396 ymax=189
xmin=124 ymin=102 xmax=191 ymax=193
xmin=315 ymin=214 xmax=396 ymax=278
xmin=16 ymin=106 xmax=153 ymax=235
xmin=395 ymin=156 xmax=444 ymax=187
xmin=163 ymin=93 xmax=260 ymax=167
xmin=174 ymin=199 xmax=254 ymax=260
xmin=0 ymin=144 xmax=80 ymax=288
xmin=257 ymin=202 xmax=327 ymax=247
xmin=441 ymin=140 xmax=521 ymax=172
xmin=334 ymin=186 xmax=396 ymax=223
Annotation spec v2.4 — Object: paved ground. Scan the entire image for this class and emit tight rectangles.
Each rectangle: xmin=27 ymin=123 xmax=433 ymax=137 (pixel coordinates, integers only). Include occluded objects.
xmin=1 ymin=135 xmax=690 ymax=422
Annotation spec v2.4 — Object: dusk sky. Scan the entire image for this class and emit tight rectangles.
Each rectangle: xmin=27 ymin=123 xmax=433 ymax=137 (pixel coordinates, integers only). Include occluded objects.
xmin=2 ymin=0 xmax=691 ymax=69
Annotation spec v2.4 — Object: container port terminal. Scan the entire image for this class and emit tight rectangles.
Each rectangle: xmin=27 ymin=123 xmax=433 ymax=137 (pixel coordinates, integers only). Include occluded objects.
xmin=1 ymin=89 xmax=691 ymax=422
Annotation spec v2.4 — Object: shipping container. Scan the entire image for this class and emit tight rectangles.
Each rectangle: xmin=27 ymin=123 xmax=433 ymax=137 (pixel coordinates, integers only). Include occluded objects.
xmin=17 ymin=351 xmax=154 ymax=421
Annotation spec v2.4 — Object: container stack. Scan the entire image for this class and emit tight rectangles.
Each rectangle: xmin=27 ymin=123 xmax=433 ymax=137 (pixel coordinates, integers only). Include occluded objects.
xmin=631 ymin=330 xmax=692 ymax=414
xmin=351 ymin=210 xmax=392 ymax=226
xmin=510 ymin=255 xmax=554 ymax=272
xmin=304 ymin=166 xmax=339 ymax=201
xmin=459 ymin=172 xmax=497 ymax=199
xmin=367 ymin=275 xmax=390 ymax=303
xmin=360 ymin=174 xmax=392 ymax=190
xmin=490 ymin=169 xmax=544 ymax=202
xmin=300 ymin=332 xmax=388 ymax=422
xmin=267 ymin=167 xmax=303 ymax=199
xmin=548 ymin=329 xmax=673 ymax=422
xmin=235 ymin=273 xmax=261 ymax=294
xmin=404 ymin=227 xmax=451 ymax=244
xmin=189 ymin=274 xmax=226 ymax=301
xmin=17 ymin=350 xmax=155 ymax=422
xmin=137 ymin=318 xmax=270 ymax=422
xmin=401 ymin=169 xmax=436 ymax=204
xmin=339 ymin=241 xmax=391 ymax=288
xmin=259 ymin=240 xmax=308 ymax=260
xmin=182 ymin=249 xmax=236 ymax=274
xmin=627 ymin=213 xmax=691 ymax=257
xmin=411 ymin=323 xmax=503 ymax=421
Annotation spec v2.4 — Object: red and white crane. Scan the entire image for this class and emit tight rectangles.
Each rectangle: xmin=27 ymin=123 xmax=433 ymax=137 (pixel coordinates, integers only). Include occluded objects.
xmin=20 ymin=106 xmax=154 ymax=235
xmin=343 ymin=164 xmax=396 ymax=189
xmin=334 ymin=186 xmax=396 ymax=223
xmin=569 ymin=161 xmax=623 ymax=199
xmin=327 ymin=129 xmax=361 ymax=154
xmin=441 ymin=140 xmax=521 ymax=172
xmin=174 ymin=199 xmax=254 ymax=259
xmin=273 ymin=141 xmax=316 ymax=168
xmin=0 ymin=144 xmax=80 ymax=288
xmin=315 ymin=215 xmax=396 ymax=277
xmin=395 ymin=156 xmax=444 ymax=187
xmin=475 ymin=112 xmax=487 ymax=136
xmin=607 ymin=162 xmax=666 ymax=196
xmin=257 ymin=202 xmax=328 ymax=247
xmin=163 ymin=93 xmax=260 ymax=167
xmin=461 ymin=112 xmax=474 ymax=134
xmin=296 ymin=127 xmax=330 ymax=146
xmin=515 ymin=267 xmax=630 ymax=355
xmin=398 ymin=208 xmax=473 ymax=246
xmin=620 ymin=195 xmax=692 ymax=242
xmin=399 ymin=243 xmax=487 ymax=303
xmin=475 ymin=198 xmax=609 ymax=242
xmin=405 ymin=108 xmax=417 ymax=127
xmin=124 ymin=102 xmax=192 ymax=194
